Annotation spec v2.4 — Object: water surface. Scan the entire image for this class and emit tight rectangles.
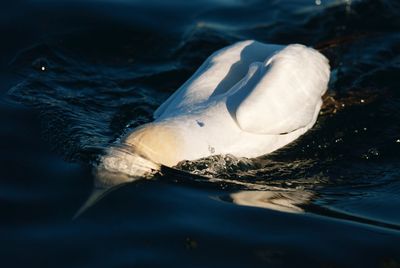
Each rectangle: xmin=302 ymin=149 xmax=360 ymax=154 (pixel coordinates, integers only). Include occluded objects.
xmin=1 ymin=0 xmax=400 ymax=267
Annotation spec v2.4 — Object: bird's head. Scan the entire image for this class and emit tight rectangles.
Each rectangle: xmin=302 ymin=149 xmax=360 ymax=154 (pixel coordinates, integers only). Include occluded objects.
xmin=73 ymin=123 xmax=183 ymax=218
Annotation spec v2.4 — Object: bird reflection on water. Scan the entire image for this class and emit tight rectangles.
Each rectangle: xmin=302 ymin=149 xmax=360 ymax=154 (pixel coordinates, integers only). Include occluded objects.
xmin=229 ymin=190 xmax=313 ymax=213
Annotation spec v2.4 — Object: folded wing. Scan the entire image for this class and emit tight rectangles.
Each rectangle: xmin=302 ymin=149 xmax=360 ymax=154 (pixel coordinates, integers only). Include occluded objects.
xmin=226 ymin=44 xmax=330 ymax=135
xmin=154 ymin=40 xmax=282 ymax=119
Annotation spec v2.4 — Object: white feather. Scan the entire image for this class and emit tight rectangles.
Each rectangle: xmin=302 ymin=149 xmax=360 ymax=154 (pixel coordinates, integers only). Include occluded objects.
xmin=98 ymin=40 xmax=330 ymax=179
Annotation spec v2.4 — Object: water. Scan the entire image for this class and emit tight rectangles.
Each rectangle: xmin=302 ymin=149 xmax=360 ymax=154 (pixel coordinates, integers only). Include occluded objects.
xmin=1 ymin=0 xmax=400 ymax=267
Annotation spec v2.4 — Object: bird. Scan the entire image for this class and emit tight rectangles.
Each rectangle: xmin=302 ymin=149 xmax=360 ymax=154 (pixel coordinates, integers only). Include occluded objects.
xmin=74 ymin=40 xmax=330 ymax=218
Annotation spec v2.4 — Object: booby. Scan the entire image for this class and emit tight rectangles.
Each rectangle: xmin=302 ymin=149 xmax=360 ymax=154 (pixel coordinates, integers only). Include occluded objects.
xmin=74 ymin=40 xmax=330 ymax=218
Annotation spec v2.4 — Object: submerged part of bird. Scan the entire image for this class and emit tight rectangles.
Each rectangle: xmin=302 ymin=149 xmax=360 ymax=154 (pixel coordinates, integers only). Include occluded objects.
xmin=75 ymin=40 xmax=330 ymax=217
xmin=94 ymin=144 xmax=160 ymax=187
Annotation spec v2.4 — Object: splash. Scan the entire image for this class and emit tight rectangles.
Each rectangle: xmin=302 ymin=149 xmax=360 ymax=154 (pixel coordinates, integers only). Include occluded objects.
xmin=94 ymin=144 xmax=161 ymax=188
xmin=176 ymin=154 xmax=258 ymax=177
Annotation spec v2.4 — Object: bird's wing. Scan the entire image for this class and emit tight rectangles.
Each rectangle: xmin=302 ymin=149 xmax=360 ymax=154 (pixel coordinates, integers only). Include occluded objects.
xmin=154 ymin=40 xmax=282 ymax=119
xmin=226 ymin=44 xmax=330 ymax=135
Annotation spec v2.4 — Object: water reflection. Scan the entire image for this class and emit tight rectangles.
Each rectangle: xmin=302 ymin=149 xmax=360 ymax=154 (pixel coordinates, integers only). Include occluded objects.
xmin=229 ymin=189 xmax=313 ymax=213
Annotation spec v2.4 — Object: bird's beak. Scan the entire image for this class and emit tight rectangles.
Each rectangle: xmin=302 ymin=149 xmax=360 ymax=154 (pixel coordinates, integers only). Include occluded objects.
xmin=73 ymin=187 xmax=106 ymax=220
xmin=72 ymin=183 xmax=127 ymax=220
xmin=72 ymin=144 xmax=161 ymax=220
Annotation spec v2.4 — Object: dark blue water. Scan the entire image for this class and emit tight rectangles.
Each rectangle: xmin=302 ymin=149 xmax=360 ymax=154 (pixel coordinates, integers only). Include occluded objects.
xmin=1 ymin=0 xmax=400 ymax=267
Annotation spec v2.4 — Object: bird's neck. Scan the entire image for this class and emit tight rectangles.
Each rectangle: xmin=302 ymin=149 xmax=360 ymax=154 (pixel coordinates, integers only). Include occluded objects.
xmin=123 ymin=123 xmax=183 ymax=167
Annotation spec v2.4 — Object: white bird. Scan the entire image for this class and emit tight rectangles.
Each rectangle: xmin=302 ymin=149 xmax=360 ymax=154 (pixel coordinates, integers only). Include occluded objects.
xmin=75 ymin=40 xmax=330 ymax=217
